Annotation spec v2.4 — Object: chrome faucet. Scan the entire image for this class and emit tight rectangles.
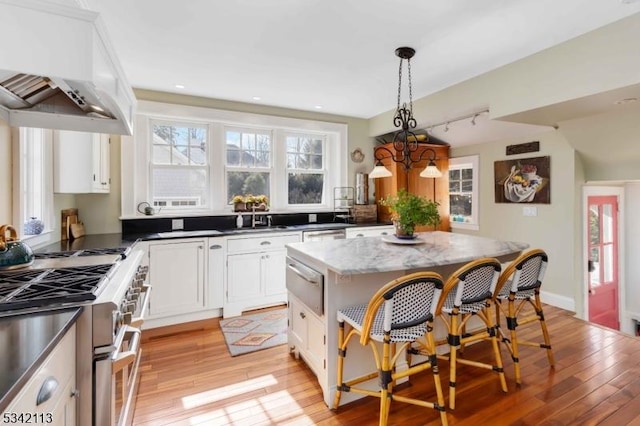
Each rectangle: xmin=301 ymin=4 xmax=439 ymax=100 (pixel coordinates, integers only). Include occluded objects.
xmin=251 ymin=206 xmax=267 ymax=228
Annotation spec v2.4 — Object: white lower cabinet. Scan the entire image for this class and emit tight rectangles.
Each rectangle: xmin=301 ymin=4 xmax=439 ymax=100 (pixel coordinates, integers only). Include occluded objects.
xmin=147 ymin=238 xmax=207 ymax=323
xmin=345 ymin=225 xmax=394 ymax=238
xmin=4 ymin=326 xmax=77 ymax=426
xmin=288 ymin=293 xmax=325 ymax=376
xmin=224 ymin=232 xmax=300 ymax=318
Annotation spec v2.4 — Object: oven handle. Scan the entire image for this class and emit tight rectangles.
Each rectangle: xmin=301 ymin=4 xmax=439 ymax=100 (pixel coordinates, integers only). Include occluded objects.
xmin=130 ymin=284 xmax=152 ymax=329
xmin=112 ymin=326 xmax=141 ymax=374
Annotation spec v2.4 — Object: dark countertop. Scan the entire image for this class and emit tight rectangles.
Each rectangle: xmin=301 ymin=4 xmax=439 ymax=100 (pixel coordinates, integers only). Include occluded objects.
xmin=0 ymin=307 xmax=82 ymax=412
xmin=35 ymin=233 xmax=137 ymax=253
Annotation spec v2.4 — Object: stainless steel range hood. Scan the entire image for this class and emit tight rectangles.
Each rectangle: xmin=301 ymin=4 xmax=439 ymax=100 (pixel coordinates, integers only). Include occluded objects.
xmin=0 ymin=0 xmax=135 ymax=135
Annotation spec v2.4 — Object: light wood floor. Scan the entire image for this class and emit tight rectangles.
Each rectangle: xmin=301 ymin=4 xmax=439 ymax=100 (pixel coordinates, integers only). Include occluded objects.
xmin=133 ymin=305 xmax=640 ymax=425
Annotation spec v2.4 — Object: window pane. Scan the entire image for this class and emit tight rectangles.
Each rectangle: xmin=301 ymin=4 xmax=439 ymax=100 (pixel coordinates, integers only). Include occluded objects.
xmin=461 ymin=180 xmax=473 ymax=192
xmin=449 ymin=169 xmax=460 ymax=180
xmin=449 ymin=180 xmax=460 ymax=192
xmin=286 ymin=135 xmax=323 ymax=170
xmin=227 ymin=172 xmax=270 ymax=203
xmin=450 ymin=194 xmax=472 ymax=218
xmin=152 ymin=124 xmax=207 ymax=166
xmin=226 ymin=130 xmax=271 ymax=168
xmin=152 ymin=168 xmax=208 ymax=207
xmin=461 ymin=168 xmax=473 ymax=180
xmin=288 ymin=173 xmax=324 ymax=204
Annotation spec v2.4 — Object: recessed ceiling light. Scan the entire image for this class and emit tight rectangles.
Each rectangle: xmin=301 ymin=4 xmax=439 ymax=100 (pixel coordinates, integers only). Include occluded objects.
xmin=175 ymin=84 xmax=185 ymax=89
xmin=252 ymin=96 xmax=261 ymax=101
xmin=314 ymin=105 xmax=323 ymax=109
xmin=614 ymin=97 xmax=638 ymax=105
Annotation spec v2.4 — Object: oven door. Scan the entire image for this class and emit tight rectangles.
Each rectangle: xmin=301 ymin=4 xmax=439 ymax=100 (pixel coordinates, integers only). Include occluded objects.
xmin=94 ymin=285 xmax=151 ymax=426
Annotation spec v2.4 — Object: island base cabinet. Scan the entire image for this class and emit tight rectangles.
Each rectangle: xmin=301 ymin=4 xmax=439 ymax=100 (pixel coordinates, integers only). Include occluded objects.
xmin=4 ymin=326 xmax=76 ymax=425
xmin=288 ymin=293 xmax=325 ymax=382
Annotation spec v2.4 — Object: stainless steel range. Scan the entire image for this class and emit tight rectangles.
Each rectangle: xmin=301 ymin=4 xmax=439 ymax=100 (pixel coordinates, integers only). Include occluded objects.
xmin=0 ymin=246 xmax=149 ymax=426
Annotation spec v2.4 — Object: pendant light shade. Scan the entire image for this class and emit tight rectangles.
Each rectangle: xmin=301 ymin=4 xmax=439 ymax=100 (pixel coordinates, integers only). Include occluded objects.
xmin=369 ymin=161 xmax=393 ymax=178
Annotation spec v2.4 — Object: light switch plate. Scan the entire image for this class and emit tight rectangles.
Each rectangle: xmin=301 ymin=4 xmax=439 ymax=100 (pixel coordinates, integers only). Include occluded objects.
xmin=309 ymin=213 xmax=317 ymax=223
xmin=522 ymin=206 xmax=538 ymax=217
xmin=172 ymin=219 xmax=184 ymax=230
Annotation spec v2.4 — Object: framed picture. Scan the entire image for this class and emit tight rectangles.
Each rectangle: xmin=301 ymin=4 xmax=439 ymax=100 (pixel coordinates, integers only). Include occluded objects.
xmin=494 ymin=156 xmax=550 ymax=204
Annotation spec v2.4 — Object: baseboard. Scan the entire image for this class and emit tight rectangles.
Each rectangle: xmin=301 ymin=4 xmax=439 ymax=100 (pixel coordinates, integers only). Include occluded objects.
xmin=540 ymin=290 xmax=575 ymax=312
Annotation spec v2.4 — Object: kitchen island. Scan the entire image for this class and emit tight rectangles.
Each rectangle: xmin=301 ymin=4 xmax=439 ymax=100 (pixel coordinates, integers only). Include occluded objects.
xmin=285 ymin=231 xmax=529 ymax=407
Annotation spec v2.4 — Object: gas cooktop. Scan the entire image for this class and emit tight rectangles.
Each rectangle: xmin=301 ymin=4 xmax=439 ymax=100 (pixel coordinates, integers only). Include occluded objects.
xmin=0 ymin=248 xmax=126 ymax=314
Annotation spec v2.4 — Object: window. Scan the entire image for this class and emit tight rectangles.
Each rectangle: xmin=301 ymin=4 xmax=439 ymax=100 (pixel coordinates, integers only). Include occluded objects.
xmin=225 ymin=128 xmax=272 ymax=203
xmin=449 ymin=155 xmax=479 ymax=230
xmin=150 ymin=121 xmax=209 ymax=209
xmin=285 ymin=133 xmax=326 ymax=205
xmin=13 ymin=127 xmax=53 ymax=243
xmin=127 ymin=100 xmax=347 ymax=215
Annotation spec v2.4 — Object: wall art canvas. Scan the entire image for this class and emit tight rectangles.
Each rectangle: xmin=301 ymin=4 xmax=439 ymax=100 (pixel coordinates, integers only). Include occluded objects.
xmin=494 ymin=156 xmax=550 ymax=204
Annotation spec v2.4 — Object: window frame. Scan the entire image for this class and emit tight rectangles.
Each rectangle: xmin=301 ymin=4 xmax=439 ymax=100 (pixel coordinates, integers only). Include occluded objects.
xmin=283 ymin=131 xmax=328 ymax=208
xmin=449 ymin=155 xmax=479 ymax=231
xmin=148 ymin=119 xmax=211 ymax=212
xmin=125 ymin=100 xmax=347 ymax=217
xmin=11 ymin=127 xmax=55 ymax=247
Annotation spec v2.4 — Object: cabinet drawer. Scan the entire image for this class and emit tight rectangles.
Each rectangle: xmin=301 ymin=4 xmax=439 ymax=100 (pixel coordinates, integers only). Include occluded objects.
xmin=346 ymin=225 xmax=394 ymax=238
xmin=6 ymin=326 xmax=76 ymax=414
xmin=227 ymin=233 xmax=300 ymax=253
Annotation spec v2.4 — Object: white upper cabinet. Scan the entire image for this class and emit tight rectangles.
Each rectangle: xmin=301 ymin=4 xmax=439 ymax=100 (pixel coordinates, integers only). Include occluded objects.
xmin=53 ymin=130 xmax=110 ymax=193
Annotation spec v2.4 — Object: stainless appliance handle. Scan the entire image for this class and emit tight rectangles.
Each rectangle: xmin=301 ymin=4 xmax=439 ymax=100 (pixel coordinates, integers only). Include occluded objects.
xmin=303 ymin=230 xmax=345 ymax=238
xmin=112 ymin=326 xmax=141 ymax=374
xmin=287 ymin=263 xmax=321 ymax=286
xmin=131 ymin=284 xmax=152 ymax=328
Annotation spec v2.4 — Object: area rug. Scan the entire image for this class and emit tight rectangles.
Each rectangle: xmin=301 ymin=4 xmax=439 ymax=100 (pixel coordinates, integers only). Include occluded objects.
xmin=220 ymin=309 xmax=288 ymax=356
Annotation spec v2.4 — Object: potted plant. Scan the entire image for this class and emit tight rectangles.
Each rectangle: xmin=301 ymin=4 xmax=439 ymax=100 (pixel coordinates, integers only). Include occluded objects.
xmin=380 ymin=189 xmax=440 ymax=238
xmin=232 ymin=195 xmax=246 ymax=212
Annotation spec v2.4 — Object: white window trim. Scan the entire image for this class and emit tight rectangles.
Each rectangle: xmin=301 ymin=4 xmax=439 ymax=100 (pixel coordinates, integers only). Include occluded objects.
xmin=121 ymin=100 xmax=348 ymax=218
xmin=11 ymin=127 xmax=56 ymax=248
xmin=449 ymin=155 xmax=479 ymax=231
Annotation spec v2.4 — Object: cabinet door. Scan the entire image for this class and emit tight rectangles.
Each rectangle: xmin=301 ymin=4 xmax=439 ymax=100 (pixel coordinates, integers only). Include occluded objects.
xmin=289 ymin=297 xmax=307 ymax=349
xmin=262 ymin=249 xmax=287 ymax=296
xmin=92 ymin=134 xmax=110 ymax=192
xmin=149 ymin=240 xmax=206 ymax=317
xmin=306 ymin=311 xmax=325 ymax=372
xmin=54 ymin=130 xmax=109 ymax=194
xmin=226 ymin=252 xmax=262 ymax=303
xmin=208 ymin=238 xmax=226 ymax=309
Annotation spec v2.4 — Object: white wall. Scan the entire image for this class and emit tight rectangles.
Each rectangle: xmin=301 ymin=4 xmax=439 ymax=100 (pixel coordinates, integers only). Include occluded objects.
xmin=624 ymin=183 xmax=640 ymax=331
xmin=452 ymin=129 xmax=578 ymax=312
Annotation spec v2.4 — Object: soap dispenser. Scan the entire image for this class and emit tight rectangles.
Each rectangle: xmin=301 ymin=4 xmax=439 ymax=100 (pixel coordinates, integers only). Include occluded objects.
xmin=236 ymin=213 xmax=243 ymax=228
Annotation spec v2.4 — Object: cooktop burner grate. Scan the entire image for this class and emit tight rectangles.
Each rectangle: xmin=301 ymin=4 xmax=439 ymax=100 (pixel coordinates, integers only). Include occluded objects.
xmin=0 ymin=264 xmax=115 ymax=312
xmin=34 ymin=247 xmax=128 ymax=259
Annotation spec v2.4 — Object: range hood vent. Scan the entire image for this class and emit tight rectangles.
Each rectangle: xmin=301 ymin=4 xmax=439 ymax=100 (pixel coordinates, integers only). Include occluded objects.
xmin=0 ymin=0 xmax=135 ymax=135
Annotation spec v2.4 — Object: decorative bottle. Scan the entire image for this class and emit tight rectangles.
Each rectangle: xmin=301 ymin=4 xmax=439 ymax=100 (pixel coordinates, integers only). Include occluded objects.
xmin=236 ymin=214 xmax=243 ymax=229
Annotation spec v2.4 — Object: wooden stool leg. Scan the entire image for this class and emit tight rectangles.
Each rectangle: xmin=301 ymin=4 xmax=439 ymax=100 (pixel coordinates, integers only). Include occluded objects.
xmin=379 ymin=336 xmax=392 ymax=425
xmin=425 ymin=331 xmax=448 ymax=426
xmin=534 ymin=291 xmax=555 ymax=367
xmin=333 ymin=321 xmax=346 ymax=410
xmin=507 ymin=295 xmax=522 ymax=385
xmin=448 ymin=313 xmax=459 ymax=410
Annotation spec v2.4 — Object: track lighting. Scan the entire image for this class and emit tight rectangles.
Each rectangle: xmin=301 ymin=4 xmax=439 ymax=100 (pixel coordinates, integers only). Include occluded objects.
xmin=444 ymin=122 xmax=450 ymax=132
xmin=471 ymin=113 xmax=479 ymax=126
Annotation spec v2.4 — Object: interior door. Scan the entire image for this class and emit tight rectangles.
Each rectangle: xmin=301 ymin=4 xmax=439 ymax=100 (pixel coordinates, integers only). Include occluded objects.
xmin=587 ymin=195 xmax=619 ymax=330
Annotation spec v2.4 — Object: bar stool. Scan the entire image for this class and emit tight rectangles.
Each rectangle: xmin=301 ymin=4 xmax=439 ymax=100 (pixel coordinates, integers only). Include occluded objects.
xmin=332 ymin=271 xmax=448 ymax=426
xmin=435 ymin=257 xmax=507 ymax=410
xmin=494 ymin=249 xmax=554 ymax=385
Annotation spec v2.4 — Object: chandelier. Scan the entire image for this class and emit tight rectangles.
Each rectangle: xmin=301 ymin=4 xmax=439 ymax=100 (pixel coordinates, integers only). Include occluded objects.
xmin=369 ymin=47 xmax=442 ymax=180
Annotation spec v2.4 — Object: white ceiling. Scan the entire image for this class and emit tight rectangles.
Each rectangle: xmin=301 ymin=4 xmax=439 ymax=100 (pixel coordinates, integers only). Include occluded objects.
xmin=82 ymin=0 xmax=640 ymax=144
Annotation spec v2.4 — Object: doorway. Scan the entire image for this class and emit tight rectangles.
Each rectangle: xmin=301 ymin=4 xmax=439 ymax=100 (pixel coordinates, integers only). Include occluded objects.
xmin=586 ymin=194 xmax=620 ymax=330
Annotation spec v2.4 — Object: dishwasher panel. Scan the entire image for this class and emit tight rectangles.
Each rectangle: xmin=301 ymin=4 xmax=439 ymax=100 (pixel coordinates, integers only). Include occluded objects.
xmin=286 ymin=257 xmax=324 ymax=316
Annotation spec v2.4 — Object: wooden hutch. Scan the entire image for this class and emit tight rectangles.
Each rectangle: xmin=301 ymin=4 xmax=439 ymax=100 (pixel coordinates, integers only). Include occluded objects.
xmin=373 ymin=142 xmax=450 ymax=232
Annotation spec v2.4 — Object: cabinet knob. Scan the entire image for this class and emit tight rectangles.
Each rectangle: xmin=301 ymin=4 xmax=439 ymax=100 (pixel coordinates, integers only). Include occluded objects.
xmin=70 ymin=389 xmax=80 ymax=398
xmin=260 ymin=241 xmax=272 ymax=246
xmin=381 ymin=232 xmax=388 ymax=235
xmin=36 ymin=377 xmax=59 ymax=406
xmin=299 ymin=311 xmax=306 ymax=319
xmin=356 ymin=234 xmax=364 ymax=237
xmin=210 ymin=244 xmax=222 ymax=250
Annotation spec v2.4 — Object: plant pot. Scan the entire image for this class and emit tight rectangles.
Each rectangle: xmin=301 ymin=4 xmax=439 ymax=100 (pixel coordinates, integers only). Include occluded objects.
xmin=234 ymin=202 xmax=246 ymax=212
xmin=394 ymin=222 xmax=415 ymax=239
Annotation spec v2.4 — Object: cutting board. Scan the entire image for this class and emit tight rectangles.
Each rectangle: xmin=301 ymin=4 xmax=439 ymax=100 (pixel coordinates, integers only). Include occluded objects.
xmin=61 ymin=208 xmax=78 ymax=241
xmin=66 ymin=215 xmax=78 ymax=240
xmin=70 ymin=222 xmax=86 ymax=239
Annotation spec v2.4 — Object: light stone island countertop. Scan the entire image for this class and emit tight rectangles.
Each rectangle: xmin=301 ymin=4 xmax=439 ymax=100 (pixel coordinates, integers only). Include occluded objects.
xmin=285 ymin=231 xmax=529 ymax=275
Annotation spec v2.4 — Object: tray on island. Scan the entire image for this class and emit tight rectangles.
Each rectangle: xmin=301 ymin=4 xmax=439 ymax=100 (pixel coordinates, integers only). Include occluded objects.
xmin=381 ymin=235 xmax=426 ymax=245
